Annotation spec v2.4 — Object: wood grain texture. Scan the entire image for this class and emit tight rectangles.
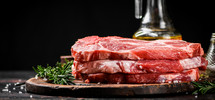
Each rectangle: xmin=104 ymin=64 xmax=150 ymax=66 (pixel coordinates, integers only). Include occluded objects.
xmin=26 ymin=78 xmax=196 ymax=97
xmin=60 ymin=55 xmax=73 ymax=63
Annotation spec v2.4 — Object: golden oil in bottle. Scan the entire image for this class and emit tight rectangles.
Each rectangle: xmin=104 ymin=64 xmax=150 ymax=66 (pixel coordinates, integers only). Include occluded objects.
xmin=133 ymin=29 xmax=182 ymax=40
xmin=133 ymin=35 xmax=182 ymax=40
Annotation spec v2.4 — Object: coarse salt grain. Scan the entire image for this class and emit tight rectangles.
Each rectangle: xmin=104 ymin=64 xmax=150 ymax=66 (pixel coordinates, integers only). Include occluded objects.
xmin=2 ymin=89 xmax=8 ymax=92
xmin=18 ymin=91 xmax=22 ymax=94
xmin=20 ymin=86 xmax=24 ymax=90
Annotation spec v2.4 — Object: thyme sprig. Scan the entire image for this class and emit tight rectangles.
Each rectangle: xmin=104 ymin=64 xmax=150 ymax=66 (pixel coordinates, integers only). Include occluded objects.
xmin=192 ymin=81 xmax=215 ymax=94
xmin=33 ymin=60 xmax=75 ymax=85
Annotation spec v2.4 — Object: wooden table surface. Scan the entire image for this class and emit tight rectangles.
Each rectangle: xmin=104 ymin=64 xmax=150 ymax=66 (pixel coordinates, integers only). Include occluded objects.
xmin=0 ymin=71 xmax=215 ymax=100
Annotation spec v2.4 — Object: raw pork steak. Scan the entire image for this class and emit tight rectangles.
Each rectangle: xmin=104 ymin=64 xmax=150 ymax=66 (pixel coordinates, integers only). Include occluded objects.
xmin=71 ymin=36 xmax=204 ymax=62
xmin=81 ymin=68 xmax=200 ymax=84
xmin=73 ymin=56 xmax=207 ymax=74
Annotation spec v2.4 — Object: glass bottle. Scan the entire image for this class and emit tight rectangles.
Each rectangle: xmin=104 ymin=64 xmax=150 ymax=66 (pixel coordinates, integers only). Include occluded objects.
xmin=206 ymin=33 xmax=215 ymax=72
xmin=133 ymin=0 xmax=182 ymax=40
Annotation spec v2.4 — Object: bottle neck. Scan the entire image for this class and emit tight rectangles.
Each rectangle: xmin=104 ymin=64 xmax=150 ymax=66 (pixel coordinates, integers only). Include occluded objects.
xmin=141 ymin=0 xmax=175 ymax=31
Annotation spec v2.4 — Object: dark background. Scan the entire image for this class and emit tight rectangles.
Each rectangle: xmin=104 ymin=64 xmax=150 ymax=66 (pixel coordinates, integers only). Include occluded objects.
xmin=1 ymin=0 xmax=214 ymax=70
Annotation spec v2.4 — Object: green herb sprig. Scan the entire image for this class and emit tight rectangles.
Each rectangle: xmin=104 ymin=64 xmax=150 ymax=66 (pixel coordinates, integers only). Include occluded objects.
xmin=33 ymin=60 xmax=75 ymax=85
xmin=192 ymin=81 xmax=215 ymax=94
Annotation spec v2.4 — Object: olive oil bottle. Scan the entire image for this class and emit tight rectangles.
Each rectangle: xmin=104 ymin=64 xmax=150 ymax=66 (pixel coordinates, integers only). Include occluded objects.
xmin=133 ymin=0 xmax=182 ymax=40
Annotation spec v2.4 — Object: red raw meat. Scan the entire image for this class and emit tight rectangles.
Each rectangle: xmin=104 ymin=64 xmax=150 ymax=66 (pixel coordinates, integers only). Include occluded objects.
xmin=71 ymin=36 xmax=204 ymax=62
xmin=73 ymin=56 xmax=207 ymax=75
xmin=81 ymin=68 xmax=200 ymax=84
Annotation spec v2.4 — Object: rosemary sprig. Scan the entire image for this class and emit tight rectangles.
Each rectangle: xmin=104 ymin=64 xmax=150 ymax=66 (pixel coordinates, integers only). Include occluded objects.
xmin=192 ymin=81 xmax=215 ymax=94
xmin=33 ymin=60 xmax=75 ymax=85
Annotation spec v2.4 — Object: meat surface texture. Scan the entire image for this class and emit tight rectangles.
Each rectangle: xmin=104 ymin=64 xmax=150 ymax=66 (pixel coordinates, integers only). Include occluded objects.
xmin=71 ymin=36 xmax=206 ymax=84
xmin=71 ymin=36 xmax=204 ymax=62
xmin=81 ymin=68 xmax=200 ymax=84
xmin=74 ymin=56 xmax=207 ymax=74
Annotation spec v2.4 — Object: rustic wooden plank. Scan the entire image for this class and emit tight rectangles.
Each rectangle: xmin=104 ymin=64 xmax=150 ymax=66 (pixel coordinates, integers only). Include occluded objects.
xmin=26 ymin=78 xmax=196 ymax=97
xmin=60 ymin=55 xmax=73 ymax=63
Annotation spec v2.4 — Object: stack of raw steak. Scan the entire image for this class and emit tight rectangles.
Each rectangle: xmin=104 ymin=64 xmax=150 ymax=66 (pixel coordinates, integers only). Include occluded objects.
xmin=71 ymin=36 xmax=208 ymax=84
